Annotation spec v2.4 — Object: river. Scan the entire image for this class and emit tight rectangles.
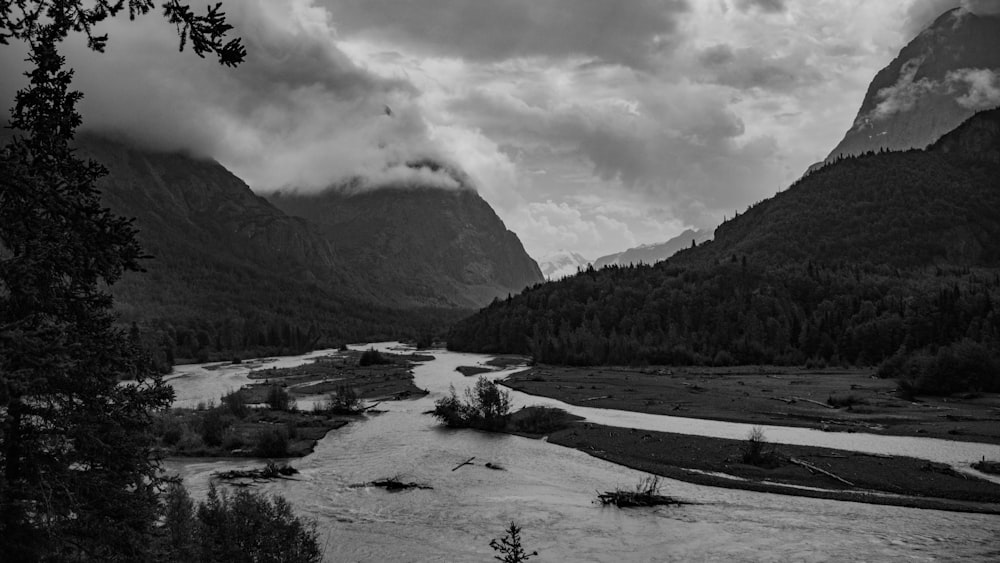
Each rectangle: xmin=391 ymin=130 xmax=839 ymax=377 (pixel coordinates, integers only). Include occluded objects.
xmin=164 ymin=344 xmax=1000 ymax=562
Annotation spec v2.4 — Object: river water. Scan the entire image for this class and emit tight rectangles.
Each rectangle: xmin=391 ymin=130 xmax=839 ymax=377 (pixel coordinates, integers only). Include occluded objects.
xmin=164 ymin=344 xmax=1000 ymax=562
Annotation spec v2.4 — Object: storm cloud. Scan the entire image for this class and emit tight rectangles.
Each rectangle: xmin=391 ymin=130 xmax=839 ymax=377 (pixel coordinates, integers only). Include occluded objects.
xmin=1 ymin=0 xmax=985 ymax=259
xmin=322 ymin=0 xmax=690 ymax=69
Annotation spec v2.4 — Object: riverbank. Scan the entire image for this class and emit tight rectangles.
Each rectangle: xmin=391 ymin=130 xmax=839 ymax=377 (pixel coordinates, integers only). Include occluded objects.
xmin=504 ymin=365 xmax=1000 ymax=445
xmin=527 ymin=421 xmax=1000 ymax=514
xmin=499 ymin=365 xmax=1000 ymax=513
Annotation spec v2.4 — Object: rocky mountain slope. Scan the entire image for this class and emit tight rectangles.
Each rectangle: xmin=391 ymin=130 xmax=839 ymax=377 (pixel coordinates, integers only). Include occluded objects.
xmin=826 ymin=7 xmax=1000 ymax=160
xmin=593 ymin=229 xmax=712 ymax=269
xmin=269 ymin=177 xmax=543 ymax=309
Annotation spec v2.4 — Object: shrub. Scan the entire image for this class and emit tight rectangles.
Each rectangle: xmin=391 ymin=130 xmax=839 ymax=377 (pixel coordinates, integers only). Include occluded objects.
xmin=324 ymin=384 xmax=363 ymax=414
xmin=511 ymin=406 xmax=573 ymax=434
xmin=740 ymin=426 xmax=778 ymax=467
xmin=490 ymin=521 xmax=537 ymax=563
xmin=200 ymin=409 xmax=231 ymax=447
xmin=253 ymin=426 xmax=289 ymax=458
xmin=358 ymin=348 xmax=390 ymax=366
xmin=266 ymin=385 xmax=293 ymax=412
xmin=879 ymin=340 xmax=1000 ymax=395
xmin=221 ymin=430 xmax=245 ymax=452
xmin=432 ymin=378 xmax=511 ymax=431
xmin=161 ymin=484 xmax=320 ymax=562
xmin=221 ymin=389 xmax=250 ymax=418
xmin=826 ymin=394 xmax=867 ymax=408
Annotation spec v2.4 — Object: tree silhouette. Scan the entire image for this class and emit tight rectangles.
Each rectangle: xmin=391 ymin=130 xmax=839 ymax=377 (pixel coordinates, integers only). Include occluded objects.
xmin=0 ymin=2 xmax=241 ymax=559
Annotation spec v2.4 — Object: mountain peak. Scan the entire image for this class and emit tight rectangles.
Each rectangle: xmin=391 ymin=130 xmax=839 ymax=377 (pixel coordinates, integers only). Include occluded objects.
xmin=826 ymin=7 xmax=1000 ymax=160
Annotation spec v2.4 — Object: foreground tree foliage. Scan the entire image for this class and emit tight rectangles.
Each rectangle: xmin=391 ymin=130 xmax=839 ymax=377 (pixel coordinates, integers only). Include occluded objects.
xmin=160 ymin=483 xmax=321 ymax=563
xmin=0 ymin=1 xmax=242 ymax=560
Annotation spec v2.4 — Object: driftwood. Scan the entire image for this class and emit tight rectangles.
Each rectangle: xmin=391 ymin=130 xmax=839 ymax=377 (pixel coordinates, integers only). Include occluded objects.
xmin=788 ymin=458 xmax=855 ymax=487
xmin=769 ymin=397 xmax=796 ymax=404
xmin=451 ymin=456 xmax=476 ymax=471
xmin=214 ymin=462 xmax=298 ymax=481
xmin=597 ymin=476 xmax=687 ymax=508
xmin=793 ymin=397 xmax=836 ymax=409
xmin=362 ymin=477 xmax=433 ymax=491
xmin=580 ymin=395 xmax=611 ymax=402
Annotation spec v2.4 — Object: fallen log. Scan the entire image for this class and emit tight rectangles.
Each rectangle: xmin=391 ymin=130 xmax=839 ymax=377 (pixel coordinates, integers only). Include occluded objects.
xmin=769 ymin=397 xmax=796 ymax=404
xmin=451 ymin=456 xmax=476 ymax=471
xmin=793 ymin=397 xmax=836 ymax=409
xmin=581 ymin=395 xmax=611 ymax=402
xmin=360 ymin=477 xmax=433 ymax=491
xmin=214 ymin=462 xmax=299 ymax=481
xmin=788 ymin=457 xmax=855 ymax=487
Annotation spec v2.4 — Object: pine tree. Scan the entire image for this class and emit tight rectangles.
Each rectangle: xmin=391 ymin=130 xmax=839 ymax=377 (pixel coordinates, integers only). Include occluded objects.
xmin=0 ymin=2 xmax=243 ymax=560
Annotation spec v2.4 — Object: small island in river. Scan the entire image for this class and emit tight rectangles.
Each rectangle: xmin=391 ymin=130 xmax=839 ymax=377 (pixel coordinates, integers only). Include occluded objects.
xmin=155 ymin=348 xmax=430 ymax=458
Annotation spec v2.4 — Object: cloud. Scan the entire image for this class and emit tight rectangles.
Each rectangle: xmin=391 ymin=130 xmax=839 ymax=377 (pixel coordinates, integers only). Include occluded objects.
xmin=322 ymin=0 xmax=690 ymax=69
xmin=696 ymin=44 xmax=824 ymax=92
xmin=1 ymin=0 xmax=451 ymax=192
xmin=733 ymin=0 xmax=786 ymax=14
xmin=948 ymin=68 xmax=1000 ymax=110
xmin=870 ymin=57 xmax=939 ymax=120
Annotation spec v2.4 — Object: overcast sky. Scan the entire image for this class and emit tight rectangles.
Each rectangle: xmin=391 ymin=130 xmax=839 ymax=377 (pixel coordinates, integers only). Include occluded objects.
xmin=2 ymin=0 xmax=995 ymax=260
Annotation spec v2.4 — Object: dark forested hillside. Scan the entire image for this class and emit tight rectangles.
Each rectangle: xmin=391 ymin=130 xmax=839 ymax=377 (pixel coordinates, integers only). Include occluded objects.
xmin=447 ymin=110 xmax=1000 ymax=384
xmin=78 ymin=134 xmax=466 ymax=367
xmin=269 ymin=178 xmax=543 ymax=309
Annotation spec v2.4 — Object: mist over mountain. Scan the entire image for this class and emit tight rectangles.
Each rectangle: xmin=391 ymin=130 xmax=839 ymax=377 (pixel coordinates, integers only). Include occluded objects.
xmin=593 ymin=229 xmax=713 ymax=270
xmin=826 ymin=7 xmax=1000 ymax=161
xmin=537 ymin=250 xmax=592 ymax=280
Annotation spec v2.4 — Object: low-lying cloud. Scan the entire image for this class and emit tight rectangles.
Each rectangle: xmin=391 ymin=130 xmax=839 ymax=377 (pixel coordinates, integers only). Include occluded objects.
xmin=1 ymin=0 xmax=453 ymax=193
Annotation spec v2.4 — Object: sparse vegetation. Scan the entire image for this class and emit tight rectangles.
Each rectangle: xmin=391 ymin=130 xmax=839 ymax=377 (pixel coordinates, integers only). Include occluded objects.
xmin=322 ymin=384 xmax=364 ymax=414
xmin=359 ymin=348 xmax=391 ymax=366
xmin=741 ymin=426 xmax=779 ymax=467
xmin=266 ymin=385 xmax=294 ymax=411
xmin=489 ymin=521 xmax=537 ymax=563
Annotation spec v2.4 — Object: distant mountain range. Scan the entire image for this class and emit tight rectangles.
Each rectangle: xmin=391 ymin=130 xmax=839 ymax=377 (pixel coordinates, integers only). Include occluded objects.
xmin=826 ymin=7 xmax=1000 ymax=160
xmin=537 ymin=250 xmax=591 ymax=280
xmin=69 ymin=134 xmax=541 ymax=361
xmin=593 ymin=229 xmax=713 ymax=269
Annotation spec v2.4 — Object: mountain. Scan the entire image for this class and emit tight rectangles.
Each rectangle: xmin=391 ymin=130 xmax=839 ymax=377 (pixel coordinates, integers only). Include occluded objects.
xmin=826 ymin=7 xmax=1000 ymax=160
xmin=684 ymin=109 xmax=1000 ymax=269
xmin=75 ymin=134 xmax=465 ymax=364
xmin=537 ymin=250 xmax=591 ymax=280
xmin=268 ymin=175 xmax=543 ymax=309
xmin=593 ymin=229 xmax=713 ymax=269
xmin=447 ymin=110 xmax=1000 ymax=371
